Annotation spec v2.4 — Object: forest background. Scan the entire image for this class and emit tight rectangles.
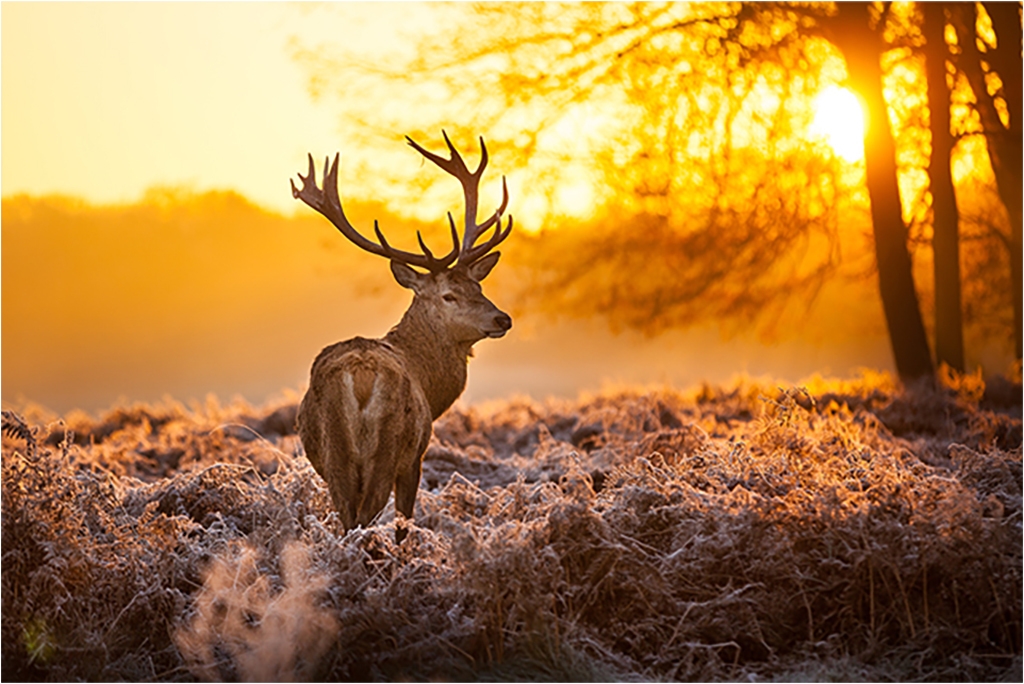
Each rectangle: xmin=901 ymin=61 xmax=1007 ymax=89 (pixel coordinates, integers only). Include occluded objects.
xmin=4 ymin=2 xmax=1019 ymax=418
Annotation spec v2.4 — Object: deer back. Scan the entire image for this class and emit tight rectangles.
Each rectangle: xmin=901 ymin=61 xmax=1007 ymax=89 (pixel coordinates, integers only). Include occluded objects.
xmin=298 ymin=337 xmax=432 ymax=529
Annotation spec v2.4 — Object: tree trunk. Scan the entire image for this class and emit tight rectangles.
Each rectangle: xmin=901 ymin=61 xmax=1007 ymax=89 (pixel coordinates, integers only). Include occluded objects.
xmin=923 ymin=3 xmax=965 ymax=371
xmin=956 ymin=3 xmax=1022 ymax=359
xmin=831 ymin=3 xmax=935 ymax=380
xmin=982 ymin=2 xmax=1023 ymax=360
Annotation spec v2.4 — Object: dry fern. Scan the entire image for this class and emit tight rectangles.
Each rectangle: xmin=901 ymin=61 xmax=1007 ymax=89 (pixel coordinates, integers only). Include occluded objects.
xmin=2 ymin=374 xmax=1021 ymax=681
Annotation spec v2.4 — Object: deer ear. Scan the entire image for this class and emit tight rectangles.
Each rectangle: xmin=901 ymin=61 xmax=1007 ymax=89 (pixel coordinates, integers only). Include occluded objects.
xmin=466 ymin=252 xmax=500 ymax=282
xmin=391 ymin=261 xmax=426 ymax=291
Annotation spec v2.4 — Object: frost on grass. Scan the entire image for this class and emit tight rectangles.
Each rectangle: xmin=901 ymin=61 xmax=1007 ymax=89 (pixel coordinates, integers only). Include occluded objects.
xmin=1 ymin=373 xmax=1021 ymax=682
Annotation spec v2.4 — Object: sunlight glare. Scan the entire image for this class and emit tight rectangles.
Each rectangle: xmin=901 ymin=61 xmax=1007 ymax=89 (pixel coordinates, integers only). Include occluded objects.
xmin=810 ymin=86 xmax=866 ymax=162
xmin=555 ymin=177 xmax=596 ymax=218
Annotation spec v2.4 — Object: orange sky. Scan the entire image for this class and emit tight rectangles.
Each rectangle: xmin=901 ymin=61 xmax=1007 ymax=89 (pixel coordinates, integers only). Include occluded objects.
xmin=2 ymin=2 xmax=870 ymax=219
xmin=1 ymin=2 xmax=438 ymax=214
xmin=1 ymin=2 xmax=953 ymax=415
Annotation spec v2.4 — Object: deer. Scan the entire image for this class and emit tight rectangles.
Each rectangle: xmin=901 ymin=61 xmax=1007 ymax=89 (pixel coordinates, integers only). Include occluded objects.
xmin=290 ymin=132 xmax=513 ymax=542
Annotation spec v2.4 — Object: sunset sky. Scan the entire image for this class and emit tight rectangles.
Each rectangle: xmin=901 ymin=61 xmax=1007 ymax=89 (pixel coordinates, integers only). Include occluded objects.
xmin=3 ymin=2 xmax=870 ymax=216
xmin=7 ymin=2 xmax=1005 ymax=416
xmin=2 ymin=2 xmax=435 ymax=214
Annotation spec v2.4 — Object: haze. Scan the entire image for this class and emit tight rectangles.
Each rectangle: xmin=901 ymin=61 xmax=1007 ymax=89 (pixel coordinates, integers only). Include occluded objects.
xmin=4 ymin=2 xmax=1001 ymax=417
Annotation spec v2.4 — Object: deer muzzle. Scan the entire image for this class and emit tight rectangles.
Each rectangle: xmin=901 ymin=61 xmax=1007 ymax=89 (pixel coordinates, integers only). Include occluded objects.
xmin=487 ymin=312 xmax=513 ymax=338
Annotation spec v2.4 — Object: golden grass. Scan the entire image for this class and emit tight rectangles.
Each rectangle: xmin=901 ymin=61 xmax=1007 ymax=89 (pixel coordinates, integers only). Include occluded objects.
xmin=2 ymin=372 xmax=1020 ymax=681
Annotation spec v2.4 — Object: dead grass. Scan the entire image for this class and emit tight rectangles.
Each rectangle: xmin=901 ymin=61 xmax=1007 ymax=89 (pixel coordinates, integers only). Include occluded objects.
xmin=2 ymin=371 xmax=1020 ymax=681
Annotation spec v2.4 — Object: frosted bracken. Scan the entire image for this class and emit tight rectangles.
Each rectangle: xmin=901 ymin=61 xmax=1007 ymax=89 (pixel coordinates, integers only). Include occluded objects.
xmin=2 ymin=372 xmax=1020 ymax=681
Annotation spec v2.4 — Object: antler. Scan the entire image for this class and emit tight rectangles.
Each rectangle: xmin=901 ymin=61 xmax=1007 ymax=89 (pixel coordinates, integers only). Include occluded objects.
xmin=291 ymin=153 xmax=460 ymax=272
xmin=406 ymin=131 xmax=513 ymax=268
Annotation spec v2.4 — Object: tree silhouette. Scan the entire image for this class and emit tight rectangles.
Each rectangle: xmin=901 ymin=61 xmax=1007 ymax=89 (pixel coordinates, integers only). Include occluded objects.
xmin=297 ymin=1 xmax=1021 ymax=378
xmin=951 ymin=2 xmax=1022 ymax=360
xmin=301 ymin=3 xmax=849 ymax=334
xmin=922 ymin=2 xmax=965 ymax=372
xmin=825 ymin=2 xmax=934 ymax=379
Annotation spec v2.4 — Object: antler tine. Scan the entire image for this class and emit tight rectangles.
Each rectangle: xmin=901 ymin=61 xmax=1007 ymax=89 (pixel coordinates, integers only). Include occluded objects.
xmin=406 ymin=130 xmax=479 ymax=179
xmin=473 ymin=176 xmax=509 ymax=233
xmin=458 ymin=173 xmax=510 ymax=264
xmin=462 ymin=214 xmax=514 ymax=265
xmin=407 ymin=132 xmax=512 ymax=269
xmin=416 ymin=231 xmax=435 ymax=261
xmin=292 ymin=152 xmax=459 ymax=272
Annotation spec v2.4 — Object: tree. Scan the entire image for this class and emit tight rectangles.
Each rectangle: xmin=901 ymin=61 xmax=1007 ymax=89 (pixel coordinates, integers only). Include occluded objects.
xmin=296 ymin=1 xmax=1021 ymax=377
xmin=922 ymin=2 xmax=965 ymax=371
xmin=826 ymin=2 xmax=934 ymax=379
xmin=950 ymin=2 xmax=1022 ymax=360
xmin=302 ymin=4 xmax=851 ymax=331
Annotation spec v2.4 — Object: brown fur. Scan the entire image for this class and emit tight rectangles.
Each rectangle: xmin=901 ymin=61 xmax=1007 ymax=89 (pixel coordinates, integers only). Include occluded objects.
xmin=350 ymin=366 xmax=377 ymax=411
xmin=299 ymin=338 xmax=432 ymax=533
xmin=297 ymin=264 xmax=510 ymax=541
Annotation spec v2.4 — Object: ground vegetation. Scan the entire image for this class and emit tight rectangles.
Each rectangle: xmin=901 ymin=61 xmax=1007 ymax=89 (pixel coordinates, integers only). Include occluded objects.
xmin=2 ymin=371 xmax=1020 ymax=681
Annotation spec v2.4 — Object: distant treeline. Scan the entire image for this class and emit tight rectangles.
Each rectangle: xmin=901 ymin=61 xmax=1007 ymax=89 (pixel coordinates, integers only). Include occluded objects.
xmin=1 ymin=190 xmax=422 ymax=413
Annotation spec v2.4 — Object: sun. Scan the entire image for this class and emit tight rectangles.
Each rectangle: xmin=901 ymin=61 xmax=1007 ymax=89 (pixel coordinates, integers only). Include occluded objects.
xmin=809 ymin=86 xmax=866 ymax=162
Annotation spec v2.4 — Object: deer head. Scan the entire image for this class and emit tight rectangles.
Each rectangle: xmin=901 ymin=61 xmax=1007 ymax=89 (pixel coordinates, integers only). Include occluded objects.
xmin=291 ymin=132 xmax=513 ymax=345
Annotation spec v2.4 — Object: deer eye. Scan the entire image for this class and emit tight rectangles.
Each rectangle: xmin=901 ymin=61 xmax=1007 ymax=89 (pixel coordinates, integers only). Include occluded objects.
xmin=442 ymin=293 xmax=458 ymax=303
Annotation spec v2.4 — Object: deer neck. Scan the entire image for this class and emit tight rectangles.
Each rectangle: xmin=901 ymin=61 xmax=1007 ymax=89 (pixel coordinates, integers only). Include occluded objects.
xmin=385 ymin=301 xmax=472 ymax=420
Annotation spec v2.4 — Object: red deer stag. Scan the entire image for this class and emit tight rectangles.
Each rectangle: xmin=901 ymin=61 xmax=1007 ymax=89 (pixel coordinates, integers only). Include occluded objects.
xmin=291 ymin=132 xmax=513 ymax=541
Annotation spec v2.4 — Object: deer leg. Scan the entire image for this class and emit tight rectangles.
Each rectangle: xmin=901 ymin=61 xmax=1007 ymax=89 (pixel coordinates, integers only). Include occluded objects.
xmin=393 ymin=458 xmax=423 ymax=543
xmin=356 ymin=470 xmax=394 ymax=530
xmin=329 ymin=485 xmax=358 ymax=533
